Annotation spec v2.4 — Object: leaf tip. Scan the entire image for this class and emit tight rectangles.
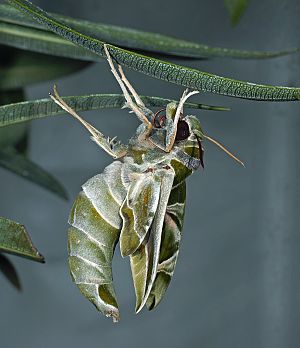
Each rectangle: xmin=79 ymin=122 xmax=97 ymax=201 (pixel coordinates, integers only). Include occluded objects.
xmin=33 ymin=252 xmax=45 ymax=263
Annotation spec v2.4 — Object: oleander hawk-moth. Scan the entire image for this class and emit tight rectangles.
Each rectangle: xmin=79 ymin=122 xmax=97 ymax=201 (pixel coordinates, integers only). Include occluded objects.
xmin=50 ymin=45 xmax=243 ymax=322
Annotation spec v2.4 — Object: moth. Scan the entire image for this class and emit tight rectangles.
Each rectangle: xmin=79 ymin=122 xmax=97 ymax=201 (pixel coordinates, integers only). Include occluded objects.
xmin=50 ymin=45 xmax=243 ymax=322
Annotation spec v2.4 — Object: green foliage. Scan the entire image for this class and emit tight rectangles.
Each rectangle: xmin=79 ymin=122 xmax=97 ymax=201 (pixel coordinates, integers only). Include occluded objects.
xmin=0 ymin=89 xmax=67 ymax=199
xmin=7 ymin=0 xmax=300 ymax=101
xmin=0 ymin=147 xmax=68 ymax=199
xmin=0 ymin=47 xmax=90 ymax=90
xmin=0 ymin=94 xmax=229 ymax=127
xmin=0 ymin=0 xmax=298 ymax=298
xmin=0 ymin=253 xmax=21 ymax=290
xmin=0 ymin=20 xmax=100 ymax=62
xmin=0 ymin=121 xmax=27 ymax=147
xmin=0 ymin=17 xmax=91 ymax=282
xmin=0 ymin=88 xmax=63 ymax=289
xmin=0 ymin=216 xmax=44 ymax=262
xmin=0 ymin=3 xmax=296 ymax=60
xmin=225 ymin=0 xmax=250 ymax=26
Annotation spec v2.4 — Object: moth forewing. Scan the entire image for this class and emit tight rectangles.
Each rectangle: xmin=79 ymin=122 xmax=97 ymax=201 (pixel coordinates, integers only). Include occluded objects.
xmin=135 ymin=167 xmax=175 ymax=313
xmin=124 ymin=166 xmax=175 ymax=312
xmin=146 ymin=180 xmax=186 ymax=309
xmin=120 ymin=172 xmax=161 ymax=257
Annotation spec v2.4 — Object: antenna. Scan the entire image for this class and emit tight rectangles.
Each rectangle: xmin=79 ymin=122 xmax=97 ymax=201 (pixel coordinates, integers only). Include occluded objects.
xmin=204 ymin=135 xmax=245 ymax=167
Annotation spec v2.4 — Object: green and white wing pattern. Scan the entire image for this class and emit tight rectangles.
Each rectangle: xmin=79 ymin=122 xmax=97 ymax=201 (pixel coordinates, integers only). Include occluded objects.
xmin=68 ymin=159 xmax=186 ymax=320
xmin=68 ymin=161 xmax=126 ymax=322
xmin=146 ymin=180 xmax=186 ymax=310
xmin=119 ymin=172 xmax=161 ymax=257
xmin=127 ymin=168 xmax=177 ymax=312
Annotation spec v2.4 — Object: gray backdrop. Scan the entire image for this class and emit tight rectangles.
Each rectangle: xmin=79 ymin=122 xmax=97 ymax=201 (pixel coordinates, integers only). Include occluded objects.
xmin=1 ymin=0 xmax=300 ymax=347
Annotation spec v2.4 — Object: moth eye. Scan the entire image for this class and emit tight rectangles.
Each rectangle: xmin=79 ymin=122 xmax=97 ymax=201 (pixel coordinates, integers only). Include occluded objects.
xmin=175 ymin=120 xmax=190 ymax=141
xmin=153 ymin=109 xmax=166 ymax=128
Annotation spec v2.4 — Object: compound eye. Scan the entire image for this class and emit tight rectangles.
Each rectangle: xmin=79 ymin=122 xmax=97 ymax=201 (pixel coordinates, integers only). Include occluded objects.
xmin=175 ymin=120 xmax=190 ymax=141
xmin=153 ymin=109 xmax=166 ymax=128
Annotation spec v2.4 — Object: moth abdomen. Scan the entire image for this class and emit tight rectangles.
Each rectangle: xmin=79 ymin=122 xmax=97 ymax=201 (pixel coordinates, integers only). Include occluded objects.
xmin=68 ymin=161 xmax=127 ymax=322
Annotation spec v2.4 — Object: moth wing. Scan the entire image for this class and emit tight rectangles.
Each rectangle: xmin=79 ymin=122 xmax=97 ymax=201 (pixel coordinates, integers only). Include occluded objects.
xmin=68 ymin=161 xmax=126 ymax=322
xmin=146 ymin=181 xmax=186 ymax=310
xmin=130 ymin=168 xmax=175 ymax=313
xmin=120 ymin=173 xmax=161 ymax=257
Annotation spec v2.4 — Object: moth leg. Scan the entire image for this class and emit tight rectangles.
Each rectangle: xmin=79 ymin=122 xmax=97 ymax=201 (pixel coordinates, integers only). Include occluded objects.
xmin=165 ymin=89 xmax=199 ymax=152
xmin=118 ymin=64 xmax=145 ymax=107
xmin=49 ymin=85 xmax=127 ymax=159
xmin=104 ymin=45 xmax=153 ymax=132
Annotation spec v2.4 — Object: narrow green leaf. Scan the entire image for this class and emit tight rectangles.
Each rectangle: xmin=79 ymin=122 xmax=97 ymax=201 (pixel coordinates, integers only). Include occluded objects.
xmin=0 ymin=123 xmax=27 ymax=147
xmin=0 ymin=94 xmax=229 ymax=127
xmin=0 ymin=253 xmax=22 ymax=290
xmin=0 ymin=216 xmax=44 ymax=262
xmin=224 ymin=0 xmax=250 ymax=26
xmin=0 ymin=88 xmax=29 ymax=150
xmin=0 ymin=46 xmax=91 ymax=90
xmin=7 ymin=0 xmax=300 ymax=101
xmin=0 ymin=87 xmax=67 ymax=199
xmin=0 ymin=147 xmax=68 ymax=200
xmin=0 ymin=87 xmax=25 ymax=108
xmin=13 ymin=123 xmax=28 ymax=155
xmin=0 ymin=21 xmax=99 ymax=62
xmin=0 ymin=3 xmax=297 ymax=60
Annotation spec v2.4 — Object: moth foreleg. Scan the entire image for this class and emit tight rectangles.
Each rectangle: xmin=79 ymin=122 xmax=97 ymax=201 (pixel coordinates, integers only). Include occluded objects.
xmin=104 ymin=45 xmax=153 ymax=133
xmin=117 ymin=64 xmax=145 ymax=107
xmin=50 ymin=85 xmax=127 ymax=159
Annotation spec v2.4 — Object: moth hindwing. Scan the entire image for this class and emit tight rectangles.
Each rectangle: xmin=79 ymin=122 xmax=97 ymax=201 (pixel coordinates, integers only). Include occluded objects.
xmin=51 ymin=44 xmax=240 ymax=322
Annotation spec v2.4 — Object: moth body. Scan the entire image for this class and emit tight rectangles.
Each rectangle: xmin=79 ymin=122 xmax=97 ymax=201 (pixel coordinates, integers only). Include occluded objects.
xmin=68 ymin=114 xmax=203 ymax=322
xmin=50 ymin=45 xmax=240 ymax=322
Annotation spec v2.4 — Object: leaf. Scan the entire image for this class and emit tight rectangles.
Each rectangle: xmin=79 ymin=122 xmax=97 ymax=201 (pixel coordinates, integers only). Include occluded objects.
xmin=13 ymin=124 xmax=28 ymax=154
xmin=0 ymin=87 xmax=25 ymax=108
xmin=0 ymin=123 xmax=27 ymax=147
xmin=0 ymin=46 xmax=91 ymax=90
xmin=0 ymin=88 xmax=29 ymax=150
xmin=0 ymin=88 xmax=67 ymax=198
xmin=0 ymin=21 xmax=99 ymax=62
xmin=0 ymin=3 xmax=298 ymax=60
xmin=0 ymin=216 xmax=44 ymax=262
xmin=225 ymin=0 xmax=250 ymax=26
xmin=0 ymin=253 xmax=22 ymax=290
xmin=0 ymin=147 xmax=68 ymax=199
xmin=0 ymin=91 xmax=27 ymax=148
xmin=0 ymin=90 xmax=66 ymax=198
xmin=6 ymin=0 xmax=300 ymax=101
xmin=0 ymin=94 xmax=229 ymax=127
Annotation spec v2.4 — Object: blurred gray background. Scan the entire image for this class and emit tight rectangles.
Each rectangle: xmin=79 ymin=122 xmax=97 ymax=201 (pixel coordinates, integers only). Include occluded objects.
xmin=1 ymin=0 xmax=300 ymax=347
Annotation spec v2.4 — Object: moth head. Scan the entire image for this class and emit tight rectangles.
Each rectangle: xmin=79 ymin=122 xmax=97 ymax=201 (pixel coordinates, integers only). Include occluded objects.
xmin=151 ymin=101 xmax=244 ymax=168
xmin=153 ymin=102 xmax=205 ymax=143
xmin=175 ymin=115 xmax=206 ymax=170
xmin=150 ymin=103 xmax=204 ymax=168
